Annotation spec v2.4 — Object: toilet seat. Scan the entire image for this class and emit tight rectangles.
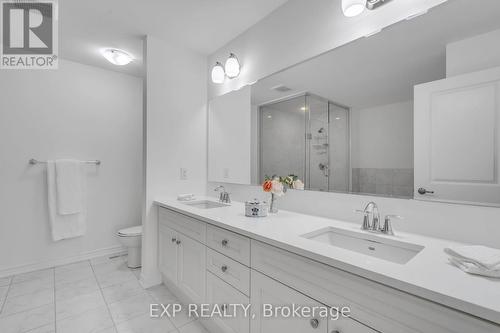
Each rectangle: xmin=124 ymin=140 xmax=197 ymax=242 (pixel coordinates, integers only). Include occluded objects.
xmin=118 ymin=225 xmax=142 ymax=237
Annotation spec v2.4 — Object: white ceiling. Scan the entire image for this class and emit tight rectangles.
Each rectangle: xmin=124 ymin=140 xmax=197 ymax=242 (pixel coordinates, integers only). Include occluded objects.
xmin=60 ymin=0 xmax=289 ymax=77
xmin=252 ymin=0 xmax=500 ymax=109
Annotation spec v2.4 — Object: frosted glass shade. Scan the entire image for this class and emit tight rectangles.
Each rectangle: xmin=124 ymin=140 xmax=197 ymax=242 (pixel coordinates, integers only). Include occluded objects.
xmin=342 ymin=0 xmax=366 ymax=17
xmin=224 ymin=53 xmax=241 ymax=79
xmin=102 ymin=49 xmax=133 ymax=66
xmin=211 ymin=62 xmax=225 ymax=84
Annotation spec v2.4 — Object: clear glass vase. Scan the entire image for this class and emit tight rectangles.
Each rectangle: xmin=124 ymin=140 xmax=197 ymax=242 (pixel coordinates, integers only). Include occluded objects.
xmin=269 ymin=193 xmax=278 ymax=213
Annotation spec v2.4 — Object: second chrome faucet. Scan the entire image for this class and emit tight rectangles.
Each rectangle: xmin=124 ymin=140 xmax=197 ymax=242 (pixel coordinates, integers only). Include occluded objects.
xmin=356 ymin=201 xmax=402 ymax=236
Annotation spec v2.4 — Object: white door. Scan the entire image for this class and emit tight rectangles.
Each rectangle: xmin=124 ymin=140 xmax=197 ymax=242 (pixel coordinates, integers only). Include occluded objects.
xmin=206 ymin=272 xmax=250 ymax=333
xmin=414 ymin=66 xmax=500 ymax=205
xmin=158 ymin=224 xmax=178 ymax=284
xmin=250 ymin=270 xmax=328 ymax=333
xmin=177 ymin=233 xmax=206 ymax=304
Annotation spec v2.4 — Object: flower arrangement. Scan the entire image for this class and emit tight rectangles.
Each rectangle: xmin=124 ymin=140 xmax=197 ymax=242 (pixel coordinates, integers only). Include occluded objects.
xmin=262 ymin=175 xmax=304 ymax=213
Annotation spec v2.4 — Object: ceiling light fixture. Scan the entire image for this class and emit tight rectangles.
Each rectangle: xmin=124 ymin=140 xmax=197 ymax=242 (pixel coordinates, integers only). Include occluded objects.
xmin=224 ymin=53 xmax=241 ymax=79
xmin=211 ymin=62 xmax=225 ymax=84
xmin=342 ymin=0 xmax=367 ymax=17
xmin=101 ymin=48 xmax=133 ymax=66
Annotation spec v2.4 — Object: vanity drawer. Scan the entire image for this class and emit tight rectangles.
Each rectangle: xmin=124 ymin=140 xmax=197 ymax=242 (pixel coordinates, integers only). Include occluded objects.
xmin=159 ymin=207 xmax=206 ymax=243
xmin=251 ymin=240 xmax=500 ymax=333
xmin=207 ymin=248 xmax=250 ymax=296
xmin=206 ymin=225 xmax=250 ymax=266
xmin=206 ymin=271 xmax=250 ymax=333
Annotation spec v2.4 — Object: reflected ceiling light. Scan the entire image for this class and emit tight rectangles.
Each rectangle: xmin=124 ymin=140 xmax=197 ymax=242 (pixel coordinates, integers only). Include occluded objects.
xmin=101 ymin=48 xmax=133 ymax=66
xmin=342 ymin=0 xmax=367 ymax=17
xmin=224 ymin=53 xmax=241 ymax=79
xmin=211 ymin=62 xmax=225 ymax=84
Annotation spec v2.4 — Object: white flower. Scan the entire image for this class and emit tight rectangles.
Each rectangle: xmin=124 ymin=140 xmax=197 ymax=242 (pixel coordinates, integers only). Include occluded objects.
xmin=270 ymin=179 xmax=285 ymax=196
xmin=292 ymin=179 xmax=304 ymax=190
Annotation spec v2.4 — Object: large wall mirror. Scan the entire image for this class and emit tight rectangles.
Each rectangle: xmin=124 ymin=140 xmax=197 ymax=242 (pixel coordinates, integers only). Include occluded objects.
xmin=209 ymin=0 xmax=500 ymax=206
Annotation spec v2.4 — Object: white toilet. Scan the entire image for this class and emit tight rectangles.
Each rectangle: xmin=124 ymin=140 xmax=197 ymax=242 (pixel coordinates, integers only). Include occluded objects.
xmin=117 ymin=225 xmax=142 ymax=268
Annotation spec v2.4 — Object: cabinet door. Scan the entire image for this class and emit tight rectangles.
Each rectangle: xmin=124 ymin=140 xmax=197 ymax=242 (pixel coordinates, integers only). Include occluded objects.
xmin=206 ymin=271 xmax=250 ymax=333
xmin=159 ymin=224 xmax=178 ymax=284
xmin=414 ymin=66 xmax=500 ymax=205
xmin=177 ymin=233 xmax=206 ymax=304
xmin=328 ymin=316 xmax=378 ymax=333
xmin=250 ymin=270 xmax=328 ymax=333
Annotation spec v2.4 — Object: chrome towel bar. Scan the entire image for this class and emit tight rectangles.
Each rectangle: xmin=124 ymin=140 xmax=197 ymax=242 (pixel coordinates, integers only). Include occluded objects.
xmin=29 ymin=158 xmax=101 ymax=165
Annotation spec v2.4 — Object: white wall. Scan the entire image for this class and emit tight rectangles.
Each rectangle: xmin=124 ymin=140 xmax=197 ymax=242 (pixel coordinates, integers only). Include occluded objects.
xmin=142 ymin=36 xmax=207 ymax=287
xmin=207 ymin=0 xmax=500 ymax=248
xmin=0 ymin=60 xmax=143 ymax=276
xmin=208 ymin=86 xmax=251 ymax=184
xmin=446 ymin=28 xmax=500 ymax=77
xmin=208 ymin=0 xmax=448 ymax=99
xmin=351 ymin=101 xmax=413 ymax=169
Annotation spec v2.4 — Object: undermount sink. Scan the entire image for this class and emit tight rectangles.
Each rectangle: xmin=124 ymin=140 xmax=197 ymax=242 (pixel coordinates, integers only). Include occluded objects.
xmin=302 ymin=227 xmax=424 ymax=264
xmin=182 ymin=200 xmax=229 ymax=209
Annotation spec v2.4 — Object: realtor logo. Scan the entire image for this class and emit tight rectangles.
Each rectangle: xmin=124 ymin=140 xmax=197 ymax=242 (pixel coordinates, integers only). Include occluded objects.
xmin=1 ymin=0 xmax=58 ymax=69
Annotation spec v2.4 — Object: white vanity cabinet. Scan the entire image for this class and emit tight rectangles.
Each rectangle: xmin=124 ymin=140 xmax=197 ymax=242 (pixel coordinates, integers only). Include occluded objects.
xmin=250 ymin=270 xmax=328 ymax=333
xmin=206 ymin=271 xmax=250 ymax=333
xmin=158 ymin=224 xmax=178 ymax=283
xmin=176 ymin=232 xmax=207 ymax=303
xmin=157 ymin=206 xmax=500 ymax=333
xmin=158 ymin=209 xmax=206 ymax=304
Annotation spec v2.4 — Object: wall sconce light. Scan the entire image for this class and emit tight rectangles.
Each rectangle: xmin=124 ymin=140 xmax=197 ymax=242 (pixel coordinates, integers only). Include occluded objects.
xmin=211 ymin=53 xmax=241 ymax=84
xmin=211 ymin=62 xmax=225 ymax=84
xmin=342 ymin=0 xmax=367 ymax=17
xmin=224 ymin=53 xmax=241 ymax=79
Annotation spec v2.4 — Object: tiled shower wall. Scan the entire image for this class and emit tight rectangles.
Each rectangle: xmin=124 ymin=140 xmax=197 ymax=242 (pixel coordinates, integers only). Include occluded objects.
xmin=352 ymin=168 xmax=413 ymax=197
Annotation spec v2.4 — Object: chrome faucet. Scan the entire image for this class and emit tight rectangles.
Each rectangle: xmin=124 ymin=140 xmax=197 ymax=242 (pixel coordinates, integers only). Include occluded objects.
xmin=356 ymin=202 xmax=402 ymax=235
xmin=214 ymin=185 xmax=231 ymax=204
xmin=357 ymin=201 xmax=380 ymax=232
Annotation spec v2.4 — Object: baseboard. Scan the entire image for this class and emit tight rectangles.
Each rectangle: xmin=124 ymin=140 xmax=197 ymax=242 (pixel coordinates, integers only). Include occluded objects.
xmin=0 ymin=245 xmax=126 ymax=278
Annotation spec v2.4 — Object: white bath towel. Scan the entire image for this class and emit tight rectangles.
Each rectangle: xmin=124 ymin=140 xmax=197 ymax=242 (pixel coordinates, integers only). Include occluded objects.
xmin=55 ymin=159 xmax=83 ymax=215
xmin=444 ymin=245 xmax=500 ymax=270
xmin=47 ymin=160 xmax=86 ymax=241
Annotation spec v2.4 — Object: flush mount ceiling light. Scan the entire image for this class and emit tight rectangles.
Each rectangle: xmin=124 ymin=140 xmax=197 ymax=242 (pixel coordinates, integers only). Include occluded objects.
xmin=101 ymin=48 xmax=133 ymax=66
xmin=342 ymin=0 xmax=367 ymax=17
xmin=224 ymin=53 xmax=241 ymax=79
xmin=211 ymin=62 xmax=225 ymax=84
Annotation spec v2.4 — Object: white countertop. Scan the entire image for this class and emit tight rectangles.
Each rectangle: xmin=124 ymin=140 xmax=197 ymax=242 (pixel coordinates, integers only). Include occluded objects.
xmin=155 ymin=197 xmax=500 ymax=325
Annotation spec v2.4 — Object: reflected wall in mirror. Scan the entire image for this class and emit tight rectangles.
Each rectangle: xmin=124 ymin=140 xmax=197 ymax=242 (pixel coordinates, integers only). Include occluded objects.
xmin=208 ymin=0 xmax=500 ymax=205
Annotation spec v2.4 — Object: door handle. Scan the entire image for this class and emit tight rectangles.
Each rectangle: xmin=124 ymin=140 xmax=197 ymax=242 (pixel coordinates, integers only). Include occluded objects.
xmin=418 ymin=187 xmax=435 ymax=195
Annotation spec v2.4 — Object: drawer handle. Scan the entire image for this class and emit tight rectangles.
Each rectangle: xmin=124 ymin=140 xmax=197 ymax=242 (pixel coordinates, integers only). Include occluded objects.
xmin=221 ymin=265 xmax=228 ymax=273
xmin=171 ymin=238 xmax=177 ymax=243
xmin=310 ymin=318 xmax=319 ymax=329
xmin=221 ymin=239 xmax=228 ymax=247
xmin=331 ymin=331 xmax=340 ymax=333
xmin=176 ymin=240 xmax=181 ymax=245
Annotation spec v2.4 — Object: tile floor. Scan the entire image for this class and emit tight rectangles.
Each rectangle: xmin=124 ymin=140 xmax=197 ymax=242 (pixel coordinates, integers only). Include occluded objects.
xmin=0 ymin=255 xmax=209 ymax=333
